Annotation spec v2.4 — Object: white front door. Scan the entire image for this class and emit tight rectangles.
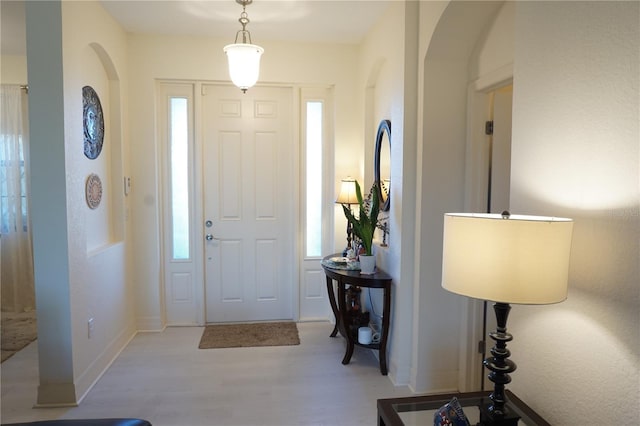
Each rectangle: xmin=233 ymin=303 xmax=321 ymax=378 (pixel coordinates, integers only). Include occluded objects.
xmin=201 ymin=84 xmax=295 ymax=323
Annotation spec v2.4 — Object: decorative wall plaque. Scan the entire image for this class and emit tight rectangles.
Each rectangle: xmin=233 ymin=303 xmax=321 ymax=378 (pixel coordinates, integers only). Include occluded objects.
xmin=85 ymin=173 xmax=103 ymax=209
xmin=83 ymin=86 xmax=104 ymax=159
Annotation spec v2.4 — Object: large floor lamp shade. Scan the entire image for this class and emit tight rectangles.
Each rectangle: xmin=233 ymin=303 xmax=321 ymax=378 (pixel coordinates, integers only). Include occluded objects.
xmin=441 ymin=212 xmax=573 ymax=425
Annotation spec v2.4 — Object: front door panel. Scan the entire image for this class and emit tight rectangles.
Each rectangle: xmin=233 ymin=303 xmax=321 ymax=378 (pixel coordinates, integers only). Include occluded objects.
xmin=202 ymin=84 xmax=294 ymax=323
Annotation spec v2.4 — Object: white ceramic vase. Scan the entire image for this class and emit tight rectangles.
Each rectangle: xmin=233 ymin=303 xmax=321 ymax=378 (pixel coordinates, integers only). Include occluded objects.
xmin=359 ymin=254 xmax=376 ymax=275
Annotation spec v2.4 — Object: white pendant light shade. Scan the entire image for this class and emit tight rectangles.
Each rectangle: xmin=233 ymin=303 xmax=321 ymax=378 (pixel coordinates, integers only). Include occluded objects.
xmin=224 ymin=43 xmax=264 ymax=92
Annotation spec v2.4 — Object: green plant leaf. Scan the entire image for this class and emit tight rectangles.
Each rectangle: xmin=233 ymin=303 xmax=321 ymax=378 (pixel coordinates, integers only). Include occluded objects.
xmin=340 ymin=180 xmax=380 ymax=256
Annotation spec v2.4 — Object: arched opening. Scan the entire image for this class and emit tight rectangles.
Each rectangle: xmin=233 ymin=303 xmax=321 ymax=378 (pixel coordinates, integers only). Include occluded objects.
xmin=413 ymin=0 xmax=505 ymax=393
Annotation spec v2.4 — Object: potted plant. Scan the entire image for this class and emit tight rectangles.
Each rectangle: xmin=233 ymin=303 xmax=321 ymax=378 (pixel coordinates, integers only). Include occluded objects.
xmin=340 ymin=180 xmax=380 ymax=274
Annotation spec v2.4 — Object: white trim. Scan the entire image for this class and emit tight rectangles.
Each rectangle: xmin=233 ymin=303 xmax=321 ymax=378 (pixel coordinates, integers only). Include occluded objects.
xmin=471 ymin=63 xmax=514 ymax=93
xmin=157 ymin=82 xmax=199 ymax=326
xmin=298 ymin=86 xmax=334 ymax=321
xmin=193 ymin=82 xmax=205 ymax=326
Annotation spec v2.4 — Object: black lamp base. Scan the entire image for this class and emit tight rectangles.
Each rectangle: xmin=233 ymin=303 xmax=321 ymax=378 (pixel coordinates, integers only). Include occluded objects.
xmin=479 ymin=404 xmax=520 ymax=426
xmin=342 ymin=222 xmax=354 ymax=257
xmin=478 ymin=302 xmax=521 ymax=426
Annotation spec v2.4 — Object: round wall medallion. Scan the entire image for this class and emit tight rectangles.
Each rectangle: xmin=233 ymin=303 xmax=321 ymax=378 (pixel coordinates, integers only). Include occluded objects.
xmin=83 ymin=86 xmax=104 ymax=160
xmin=85 ymin=173 xmax=103 ymax=209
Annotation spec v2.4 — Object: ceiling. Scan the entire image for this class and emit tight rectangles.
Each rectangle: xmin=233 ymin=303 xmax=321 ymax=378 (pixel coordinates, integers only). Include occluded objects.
xmin=1 ymin=0 xmax=393 ymax=56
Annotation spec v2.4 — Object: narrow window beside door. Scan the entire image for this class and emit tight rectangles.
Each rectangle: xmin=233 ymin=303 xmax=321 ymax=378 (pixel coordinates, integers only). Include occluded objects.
xmin=170 ymin=97 xmax=190 ymax=260
xmin=305 ymin=101 xmax=323 ymax=257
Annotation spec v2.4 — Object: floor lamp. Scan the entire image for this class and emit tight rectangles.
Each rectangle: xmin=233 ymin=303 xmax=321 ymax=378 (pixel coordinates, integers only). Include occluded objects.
xmin=441 ymin=212 xmax=573 ymax=425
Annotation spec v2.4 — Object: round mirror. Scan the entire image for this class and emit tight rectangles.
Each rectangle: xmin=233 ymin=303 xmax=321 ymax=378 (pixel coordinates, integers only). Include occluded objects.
xmin=374 ymin=119 xmax=391 ymax=211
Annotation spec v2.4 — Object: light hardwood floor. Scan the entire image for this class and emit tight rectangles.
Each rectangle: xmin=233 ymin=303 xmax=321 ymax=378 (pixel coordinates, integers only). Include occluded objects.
xmin=1 ymin=322 xmax=414 ymax=425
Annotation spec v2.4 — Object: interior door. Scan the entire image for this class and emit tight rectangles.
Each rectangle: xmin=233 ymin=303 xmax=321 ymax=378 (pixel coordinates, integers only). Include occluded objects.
xmin=489 ymin=84 xmax=512 ymax=214
xmin=202 ymin=84 xmax=294 ymax=323
xmin=482 ymin=83 xmax=513 ymax=389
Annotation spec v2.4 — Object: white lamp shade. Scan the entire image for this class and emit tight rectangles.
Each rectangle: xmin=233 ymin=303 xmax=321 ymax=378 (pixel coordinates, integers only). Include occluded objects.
xmin=223 ymin=43 xmax=264 ymax=91
xmin=441 ymin=213 xmax=573 ymax=305
xmin=336 ymin=178 xmax=358 ymax=204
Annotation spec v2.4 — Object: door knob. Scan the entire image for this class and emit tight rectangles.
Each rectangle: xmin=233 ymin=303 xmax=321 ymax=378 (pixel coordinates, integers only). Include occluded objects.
xmin=205 ymin=234 xmax=219 ymax=241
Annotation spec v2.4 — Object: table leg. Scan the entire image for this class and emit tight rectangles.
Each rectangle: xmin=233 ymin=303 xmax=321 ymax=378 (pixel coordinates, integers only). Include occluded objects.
xmin=337 ymin=281 xmax=355 ymax=365
xmin=378 ymin=285 xmax=391 ymax=375
xmin=325 ymin=276 xmax=339 ymax=337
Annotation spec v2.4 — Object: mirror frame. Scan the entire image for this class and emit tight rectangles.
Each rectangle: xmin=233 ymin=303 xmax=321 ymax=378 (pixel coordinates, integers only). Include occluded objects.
xmin=374 ymin=119 xmax=391 ymax=211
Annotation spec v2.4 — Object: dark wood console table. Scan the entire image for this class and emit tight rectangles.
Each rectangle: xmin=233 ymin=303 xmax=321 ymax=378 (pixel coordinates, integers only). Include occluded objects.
xmin=321 ymin=254 xmax=392 ymax=375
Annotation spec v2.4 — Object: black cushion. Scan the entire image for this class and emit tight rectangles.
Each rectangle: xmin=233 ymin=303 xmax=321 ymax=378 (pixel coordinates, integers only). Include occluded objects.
xmin=3 ymin=419 xmax=151 ymax=426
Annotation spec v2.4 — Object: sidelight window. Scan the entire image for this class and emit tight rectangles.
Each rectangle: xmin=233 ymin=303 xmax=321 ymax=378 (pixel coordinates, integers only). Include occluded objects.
xmin=305 ymin=101 xmax=323 ymax=257
xmin=170 ymin=97 xmax=190 ymax=260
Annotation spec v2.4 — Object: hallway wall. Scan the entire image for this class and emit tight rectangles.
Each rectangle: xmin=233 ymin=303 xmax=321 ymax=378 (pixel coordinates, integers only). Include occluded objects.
xmin=508 ymin=2 xmax=639 ymax=424
xmin=414 ymin=4 xmax=638 ymax=425
xmin=24 ymin=0 xmax=136 ymax=405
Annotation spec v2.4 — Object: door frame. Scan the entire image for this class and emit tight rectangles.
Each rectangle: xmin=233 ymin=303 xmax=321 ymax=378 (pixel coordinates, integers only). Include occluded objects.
xmin=460 ymin=65 xmax=513 ymax=391
xmin=193 ymin=81 xmax=301 ymax=324
xmin=298 ymin=86 xmax=335 ymax=322
xmin=197 ymin=82 xmax=299 ymax=323
xmin=159 ymin=80 xmax=338 ymax=325
xmin=158 ymin=81 xmax=204 ymax=326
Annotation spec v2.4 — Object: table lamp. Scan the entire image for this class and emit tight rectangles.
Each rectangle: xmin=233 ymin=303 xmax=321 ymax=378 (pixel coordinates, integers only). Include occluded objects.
xmin=335 ymin=177 xmax=358 ymax=254
xmin=441 ymin=211 xmax=573 ymax=425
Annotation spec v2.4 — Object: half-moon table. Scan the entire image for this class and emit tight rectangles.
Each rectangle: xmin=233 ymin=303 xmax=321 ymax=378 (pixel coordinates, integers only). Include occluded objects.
xmin=322 ymin=254 xmax=392 ymax=375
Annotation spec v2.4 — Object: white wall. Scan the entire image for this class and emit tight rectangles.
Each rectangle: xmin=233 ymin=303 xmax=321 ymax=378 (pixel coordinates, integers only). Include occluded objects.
xmin=468 ymin=1 xmax=514 ymax=83
xmin=415 ymin=4 xmax=639 ymax=425
xmin=126 ymin=34 xmax=363 ymax=330
xmin=357 ymin=0 xmax=415 ymax=385
xmin=509 ymin=2 xmax=639 ymax=424
xmin=414 ymin=0 xmax=505 ymax=393
xmin=0 ymin=55 xmax=27 ymax=84
xmin=25 ymin=0 xmax=135 ymax=405
xmin=62 ymin=1 xmax=134 ymax=402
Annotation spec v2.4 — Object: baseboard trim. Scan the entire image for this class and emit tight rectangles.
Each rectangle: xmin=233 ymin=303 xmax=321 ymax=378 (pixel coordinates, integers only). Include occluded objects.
xmin=74 ymin=324 xmax=137 ymax=405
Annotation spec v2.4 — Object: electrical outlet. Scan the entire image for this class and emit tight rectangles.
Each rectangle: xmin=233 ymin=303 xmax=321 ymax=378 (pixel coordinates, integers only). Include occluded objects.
xmin=88 ymin=318 xmax=95 ymax=339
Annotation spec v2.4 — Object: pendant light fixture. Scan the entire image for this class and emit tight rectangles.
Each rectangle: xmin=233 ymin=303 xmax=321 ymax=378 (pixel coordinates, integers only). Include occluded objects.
xmin=223 ymin=0 xmax=264 ymax=93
